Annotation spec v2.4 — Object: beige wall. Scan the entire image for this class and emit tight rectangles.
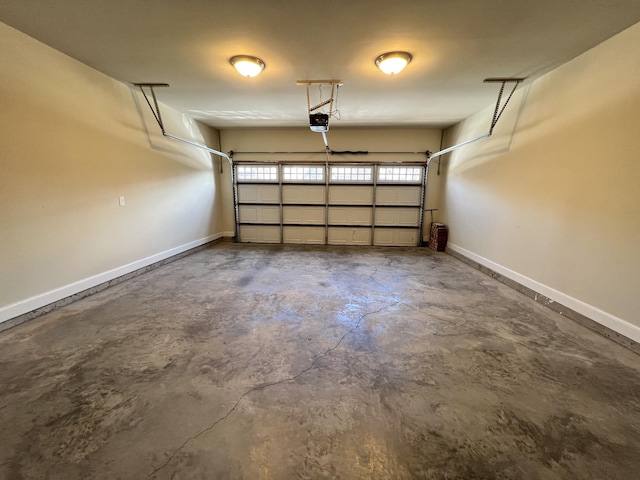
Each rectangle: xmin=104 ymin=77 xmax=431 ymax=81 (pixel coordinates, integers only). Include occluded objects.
xmin=439 ymin=23 xmax=640 ymax=338
xmin=220 ymin=127 xmax=443 ymax=230
xmin=0 ymin=23 xmax=230 ymax=322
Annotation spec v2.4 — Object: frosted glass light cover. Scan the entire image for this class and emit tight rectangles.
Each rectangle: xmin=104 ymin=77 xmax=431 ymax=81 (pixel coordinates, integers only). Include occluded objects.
xmin=375 ymin=52 xmax=412 ymax=75
xmin=230 ymin=56 xmax=265 ymax=77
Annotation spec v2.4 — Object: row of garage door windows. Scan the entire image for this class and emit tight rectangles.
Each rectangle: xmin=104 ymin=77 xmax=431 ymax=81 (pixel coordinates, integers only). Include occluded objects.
xmin=236 ymin=165 xmax=423 ymax=184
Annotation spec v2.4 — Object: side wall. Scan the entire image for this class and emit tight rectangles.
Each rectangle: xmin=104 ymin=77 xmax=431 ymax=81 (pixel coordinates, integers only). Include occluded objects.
xmin=439 ymin=22 xmax=640 ymax=340
xmin=0 ymin=23 xmax=232 ymax=324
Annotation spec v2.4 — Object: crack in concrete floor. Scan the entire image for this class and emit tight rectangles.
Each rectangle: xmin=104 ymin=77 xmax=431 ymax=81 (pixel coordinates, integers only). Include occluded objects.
xmin=145 ymin=303 xmax=396 ymax=479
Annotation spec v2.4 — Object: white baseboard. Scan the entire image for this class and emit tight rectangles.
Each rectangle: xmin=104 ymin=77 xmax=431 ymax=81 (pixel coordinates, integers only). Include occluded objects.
xmin=447 ymin=243 xmax=640 ymax=344
xmin=0 ymin=233 xmax=229 ymax=324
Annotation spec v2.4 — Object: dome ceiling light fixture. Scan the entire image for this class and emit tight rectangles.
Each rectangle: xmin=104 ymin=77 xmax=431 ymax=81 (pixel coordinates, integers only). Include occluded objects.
xmin=375 ymin=51 xmax=412 ymax=75
xmin=229 ymin=55 xmax=265 ymax=77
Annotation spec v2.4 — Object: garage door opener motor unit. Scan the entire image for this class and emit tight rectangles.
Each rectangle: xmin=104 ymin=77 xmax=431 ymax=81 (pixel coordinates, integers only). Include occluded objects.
xmin=309 ymin=113 xmax=329 ymax=132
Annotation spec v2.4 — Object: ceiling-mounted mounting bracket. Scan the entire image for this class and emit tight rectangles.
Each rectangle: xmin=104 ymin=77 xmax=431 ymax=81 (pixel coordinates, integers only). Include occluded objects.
xmin=427 ymin=77 xmax=526 ymax=164
xmin=297 ymin=80 xmax=343 ymax=150
xmin=296 ymin=80 xmax=343 ymax=119
xmin=132 ymin=82 xmax=232 ymax=164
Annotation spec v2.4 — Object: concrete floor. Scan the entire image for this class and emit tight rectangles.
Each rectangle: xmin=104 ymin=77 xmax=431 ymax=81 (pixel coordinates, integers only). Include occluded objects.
xmin=1 ymin=244 xmax=639 ymax=479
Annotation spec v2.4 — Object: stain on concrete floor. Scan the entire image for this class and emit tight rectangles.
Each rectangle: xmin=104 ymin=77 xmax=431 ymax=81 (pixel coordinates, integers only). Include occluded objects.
xmin=0 ymin=244 xmax=639 ymax=479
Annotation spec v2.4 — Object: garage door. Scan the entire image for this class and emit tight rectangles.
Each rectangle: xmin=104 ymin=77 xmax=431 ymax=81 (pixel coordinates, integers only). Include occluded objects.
xmin=234 ymin=163 xmax=425 ymax=246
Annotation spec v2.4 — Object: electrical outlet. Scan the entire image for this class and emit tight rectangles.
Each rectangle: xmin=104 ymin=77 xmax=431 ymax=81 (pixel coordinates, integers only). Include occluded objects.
xmin=119 ymin=196 xmax=126 ymax=206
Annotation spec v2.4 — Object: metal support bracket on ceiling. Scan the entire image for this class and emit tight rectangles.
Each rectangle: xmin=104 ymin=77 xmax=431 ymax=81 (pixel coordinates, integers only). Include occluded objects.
xmin=426 ymin=77 xmax=525 ymax=165
xmin=296 ymin=79 xmax=343 ymax=116
xmin=297 ymin=80 xmax=343 ymax=151
xmin=132 ymin=83 xmax=233 ymax=165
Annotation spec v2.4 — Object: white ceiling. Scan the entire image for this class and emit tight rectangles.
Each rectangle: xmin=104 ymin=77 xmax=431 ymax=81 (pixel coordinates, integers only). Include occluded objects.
xmin=2 ymin=1 xmax=639 ymax=129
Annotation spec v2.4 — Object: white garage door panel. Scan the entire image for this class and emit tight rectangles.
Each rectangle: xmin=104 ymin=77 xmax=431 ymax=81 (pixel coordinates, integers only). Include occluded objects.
xmin=237 ymin=184 xmax=280 ymax=204
xmin=374 ymin=207 xmax=420 ymax=226
xmin=328 ymin=186 xmax=373 ymax=205
xmin=374 ymin=228 xmax=419 ymax=246
xmin=328 ymin=207 xmax=372 ymax=226
xmin=376 ymin=186 xmax=421 ymax=206
xmin=282 ymin=185 xmax=325 ymax=204
xmin=328 ymin=227 xmax=372 ymax=245
xmin=283 ymin=206 xmax=325 ymax=224
xmin=238 ymin=205 xmax=280 ymax=224
xmin=239 ymin=225 xmax=281 ymax=243
xmin=283 ymin=226 xmax=325 ymax=244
